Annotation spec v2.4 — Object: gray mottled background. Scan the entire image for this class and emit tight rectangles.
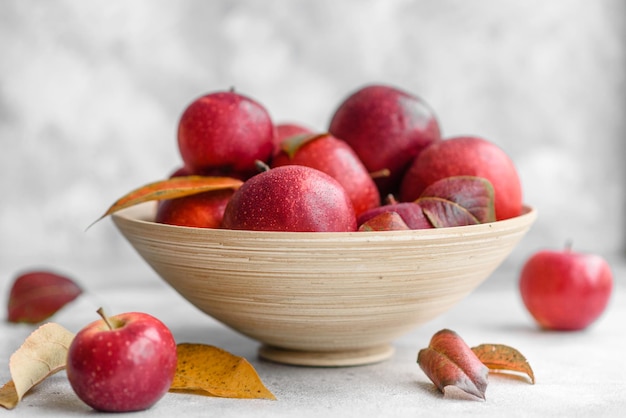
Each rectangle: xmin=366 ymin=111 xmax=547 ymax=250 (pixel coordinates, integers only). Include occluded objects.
xmin=1 ymin=0 xmax=624 ymax=289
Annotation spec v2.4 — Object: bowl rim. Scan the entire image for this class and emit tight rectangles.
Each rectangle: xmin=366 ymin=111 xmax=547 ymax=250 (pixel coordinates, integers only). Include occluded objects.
xmin=111 ymin=202 xmax=537 ymax=240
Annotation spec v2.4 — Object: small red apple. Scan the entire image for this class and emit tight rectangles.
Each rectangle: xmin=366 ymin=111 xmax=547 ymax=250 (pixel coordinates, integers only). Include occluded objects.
xmin=221 ymin=165 xmax=357 ymax=232
xmin=155 ymin=189 xmax=235 ymax=228
xmin=519 ymin=246 xmax=613 ymax=331
xmin=271 ymin=133 xmax=380 ymax=216
xmin=328 ymin=84 xmax=441 ymax=196
xmin=66 ymin=308 xmax=177 ymax=412
xmin=177 ymin=90 xmax=275 ymax=179
xmin=399 ymin=136 xmax=522 ymax=220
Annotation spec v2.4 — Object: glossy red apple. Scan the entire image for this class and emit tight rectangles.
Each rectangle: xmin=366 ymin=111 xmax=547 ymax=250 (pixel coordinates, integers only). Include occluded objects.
xmin=155 ymin=189 xmax=235 ymax=228
xmin=177 ymin=90 xmax=275 ymax=179
xmin=519 ymin=246 xmax=613 ymax=331
xmin=399 ymin=136 xmax=522 ymax=220
xmin=271 ymin=133 xmax=380 ymax=216
xmin=66 ymin=308 xmax=177 ymax=412
xmin=328 ymin=84 xmax=441 ymax=196
xmin=221 ymin=165 xmax=357 ymax=232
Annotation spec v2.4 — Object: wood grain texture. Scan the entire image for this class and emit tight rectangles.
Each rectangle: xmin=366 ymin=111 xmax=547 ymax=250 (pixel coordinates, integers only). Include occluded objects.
xmin=112 ymin=202 xmax=536 ymax=366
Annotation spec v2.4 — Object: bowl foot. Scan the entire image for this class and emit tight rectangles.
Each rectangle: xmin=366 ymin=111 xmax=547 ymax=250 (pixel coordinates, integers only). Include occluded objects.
xmin=258 ymin=344 xmax=395 ymax=367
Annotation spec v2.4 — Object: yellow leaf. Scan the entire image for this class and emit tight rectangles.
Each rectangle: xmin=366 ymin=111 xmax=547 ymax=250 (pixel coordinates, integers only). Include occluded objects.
xmin=0 ymin=323 xmax=75 ymax=409
xmin=170 ymin=343 xmax=276 ymax=400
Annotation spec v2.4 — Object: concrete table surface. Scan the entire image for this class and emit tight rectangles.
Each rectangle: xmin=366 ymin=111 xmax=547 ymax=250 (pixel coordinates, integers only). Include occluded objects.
xmin=1 ymin=261 xmax=625 ymax=418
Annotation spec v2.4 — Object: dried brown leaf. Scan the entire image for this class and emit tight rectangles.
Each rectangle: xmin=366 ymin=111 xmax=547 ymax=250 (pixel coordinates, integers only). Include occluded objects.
xmin=170 ymin=343 xmax=275 ymax=400
xmin=472 ymin=344 xmax=535 ymax=384
xmin=0 ymin=323 xmax=75 ymax=409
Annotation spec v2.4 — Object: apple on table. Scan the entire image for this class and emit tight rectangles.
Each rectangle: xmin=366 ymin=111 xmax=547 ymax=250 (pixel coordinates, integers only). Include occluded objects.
xmin=66 ymin=308 xmax=178 ymax=412
xmin=519 ymin=245 xmax=613 ymax=331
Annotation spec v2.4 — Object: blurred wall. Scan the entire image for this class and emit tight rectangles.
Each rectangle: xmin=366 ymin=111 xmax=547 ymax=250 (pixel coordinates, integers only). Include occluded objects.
xmin=1 ymin=0 xmax=624 ymax=288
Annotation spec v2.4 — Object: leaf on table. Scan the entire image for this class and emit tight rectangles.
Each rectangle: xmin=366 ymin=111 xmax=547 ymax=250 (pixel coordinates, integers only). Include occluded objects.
xmin=416 ymin=176 xmax=496 ymax=227
xmin=7 ymin=270 xmax=82 ymax=324
xmin=417 ymin=329 xmax=489 ymax=400
xmin=90 ymin=175 xmax=244 ymax=227
xmin=169 ymin=343 xmax=276 ymax=400
xmin=0 ymin=323 xmax=75 ymax=410
xmin=471 ymin=344 xmax=535 ymax=384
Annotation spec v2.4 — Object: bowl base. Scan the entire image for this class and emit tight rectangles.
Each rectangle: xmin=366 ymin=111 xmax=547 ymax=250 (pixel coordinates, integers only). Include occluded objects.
xmin=258 ymin=344 xmax=395 ymax=367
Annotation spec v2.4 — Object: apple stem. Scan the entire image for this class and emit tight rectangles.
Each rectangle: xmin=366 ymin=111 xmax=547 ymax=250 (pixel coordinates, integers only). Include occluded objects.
xmin=564 ymin=239 xmax=573 ymax=252
xmin=385 ymin=194 xmax=398 ymax=205
xmin=255 ymin=160 xmax=271 ymax=173
xmin=369 ymin=168 xmax=390 ymax=179
xmin=97 ymin=307 xmax=115 ymax=331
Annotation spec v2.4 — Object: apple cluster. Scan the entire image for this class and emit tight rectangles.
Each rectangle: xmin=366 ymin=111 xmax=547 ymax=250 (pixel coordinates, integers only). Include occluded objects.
xmin=157 ymin=84 xmax=523 ymax=232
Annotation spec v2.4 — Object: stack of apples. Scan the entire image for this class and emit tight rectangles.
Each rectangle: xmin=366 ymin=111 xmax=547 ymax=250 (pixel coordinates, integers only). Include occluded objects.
xmin=158 ymin=84 xmax=523 ymax=232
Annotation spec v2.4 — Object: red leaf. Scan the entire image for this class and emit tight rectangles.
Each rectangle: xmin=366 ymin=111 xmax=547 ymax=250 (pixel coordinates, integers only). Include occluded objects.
xmin=416 ymin=176 xmax=495 ymax=227
xmin=471 ymin=344 xmax=535 ymax=384
xmin=417 ymin=329 xmax=489 ymax=400
xmin=91 ymin=176 xmax=243 ymax=227
xmin=358 ymin=211 xmax=411 ymax=231
xmin=7 ymin=271 xmax=82 ymax=324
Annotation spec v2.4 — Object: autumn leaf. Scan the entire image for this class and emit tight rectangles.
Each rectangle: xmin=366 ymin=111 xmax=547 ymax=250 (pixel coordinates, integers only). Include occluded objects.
xmin=358 ymin=211 xmax=411 ymax=231
xmin=472 ymin=344 xmax=535 ymax=384
xmin=0 ymin=323 xmax=75 ymax=409
xmin=417 ymin=176 xmax=496 ymax=227
xmin=7 ymin=270 xmax=82 ymax=324
xmin=417 ymin=329 xmax=489 ymax=400
xmin=170 ymin=343 xmax=276 ymax=400
xmin=90 ymin=175 xmax=243 ymax=227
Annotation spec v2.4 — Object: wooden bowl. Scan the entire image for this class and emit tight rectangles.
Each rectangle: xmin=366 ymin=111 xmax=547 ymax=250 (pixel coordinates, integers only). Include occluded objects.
xmin=112 ymin=203 xmax=536 ymax=366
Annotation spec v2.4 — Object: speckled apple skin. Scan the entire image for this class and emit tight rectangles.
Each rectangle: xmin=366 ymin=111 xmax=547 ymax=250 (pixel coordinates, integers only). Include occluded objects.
xmin=221 ymin=165 xmax=357 ymax=232
xmin=66 ymin=312 xmax=177 ymax=412
xmin=177 ymin=91 xmax=275 ymax=178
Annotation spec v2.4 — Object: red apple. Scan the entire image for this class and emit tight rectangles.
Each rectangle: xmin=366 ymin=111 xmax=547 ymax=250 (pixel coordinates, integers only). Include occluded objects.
xmin=177 ymin=90 xmax=275 ymax=179
xmin=66 ymin=308 xmax=177 ymax=412
xmin=271 ymin=133 xmax=380 ymax=216
xmin=328 ymin=84 xmax=441 ymax=196
xmin=519 ymin=246 xmax=613 ymax=331
xmin=399 ymin=136 xmax=522 ymax=220
xmin=221 ymin=165 xmax=357 ymax=232
xmin=155 ymin=189 xmax=235 ymax=228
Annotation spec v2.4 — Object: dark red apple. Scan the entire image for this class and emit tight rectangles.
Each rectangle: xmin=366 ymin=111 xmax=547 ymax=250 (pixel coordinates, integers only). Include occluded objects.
xmin=399 ymin=136 xmax=522 ymax=220
xmin=519 ymin=246 xmax=613 ymax=331
xmin=221 ymin=165 xmax=357 ymax=232
xmin=66 ymin=309 xmax=177 ymax=412
xmin=328 ymin=84 xmax=441 ymax=196
xmin=155 ymin=189 xmax=235 ymax=228
xmin=357 ymin=201 xmax=433 ymax=230
xmin=177 ymin=90 xmax=275 ymax=179
xmin=271 ymin=133 xmax=380 ymax=216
